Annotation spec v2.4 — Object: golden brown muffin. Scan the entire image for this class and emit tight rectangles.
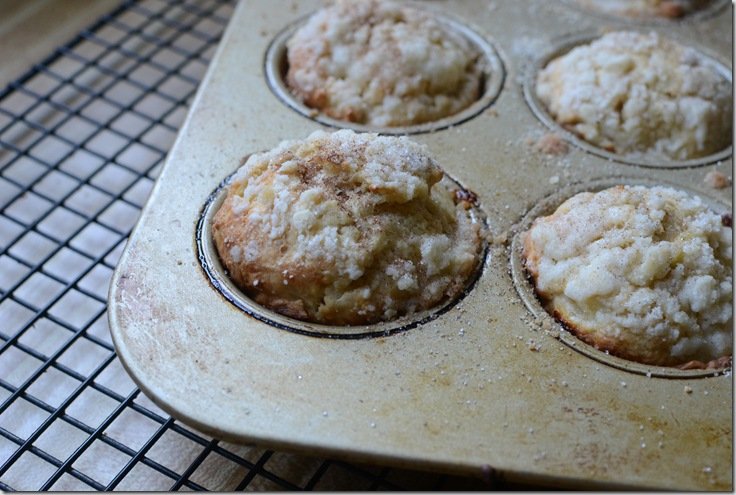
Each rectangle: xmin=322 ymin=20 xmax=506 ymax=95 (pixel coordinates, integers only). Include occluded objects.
xmin=285 ymin=0 xmax=483 ymax=127
xmin=212 ymin=130 xmax=483 ymax=326
xmin=522 ymin=185 xmax=732 ymax=368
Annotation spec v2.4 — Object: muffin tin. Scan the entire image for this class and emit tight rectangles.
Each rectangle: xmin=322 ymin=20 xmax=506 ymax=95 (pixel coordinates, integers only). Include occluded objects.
xmin=108 ymin=0 xmax=733 ymax=489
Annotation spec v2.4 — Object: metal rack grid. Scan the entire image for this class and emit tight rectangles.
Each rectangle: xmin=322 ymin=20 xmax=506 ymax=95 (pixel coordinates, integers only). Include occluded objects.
xmin=0 ymin=0 xmax=505 ymax=490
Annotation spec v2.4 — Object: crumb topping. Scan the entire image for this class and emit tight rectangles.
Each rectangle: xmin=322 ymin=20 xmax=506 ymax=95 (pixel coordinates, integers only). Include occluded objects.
xmin=286 ymin=0 xmax=483 ymax=126
xmin=213 ymin=129 xmax=482 ymax=325
xmin=536 ymin=31 xmax=732 ymax=160
xmin=522 ymin=185 xmax=733 ymax=366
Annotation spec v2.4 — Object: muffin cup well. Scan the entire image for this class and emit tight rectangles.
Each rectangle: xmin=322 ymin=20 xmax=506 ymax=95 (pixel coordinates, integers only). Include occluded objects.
xmin=197 ymin=169 xmax=490 ymax=339
xmin=509 ymin=176 xmax=732 ymax=378
xmin=264 ymin=12 xmax=505 ymax=135
xmin=523 ymin=30 xmax=733 ymax=169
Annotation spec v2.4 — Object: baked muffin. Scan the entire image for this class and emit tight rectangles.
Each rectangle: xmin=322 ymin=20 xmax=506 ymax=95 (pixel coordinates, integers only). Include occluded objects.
xmin=212 ymin=130 xmax=483 ymax=326
xmin=536 ymin=31 xmax=732 ymax=160
xmin=574 ymin=0 xmax=714 ymax=18
xmin=285 ymin=0 xmax=483 ymax=127
xmin=522 ymin=185 xmax=732 ymax=368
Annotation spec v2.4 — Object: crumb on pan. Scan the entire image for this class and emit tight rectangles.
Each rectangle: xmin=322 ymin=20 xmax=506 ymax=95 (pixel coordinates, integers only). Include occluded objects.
xmin=212 ymin=129 xmax=483 ymax=326
xmin=521 ymin=185 xmax=733 ymax=367
xmin=536 ymin=31 xmax=732 ymax=161
xmin=704 ymin=170 xmax=731 ymax=189
xmin=534 ymin=132 xmax=569 ymax=156
xmin=285 ymin=0 xmax=483 ymax=127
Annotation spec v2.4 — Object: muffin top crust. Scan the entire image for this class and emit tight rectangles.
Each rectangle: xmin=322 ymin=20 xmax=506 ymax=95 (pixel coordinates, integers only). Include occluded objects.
xmin=522 ymin=185 xmax=732 ymax=368
xmin=536 ymin=31 xmax=732 ymax=160
xmin=212 ymin=129 xmax=483 ymax=326
xmin=285 ymin=0 xmax=483 ymax=127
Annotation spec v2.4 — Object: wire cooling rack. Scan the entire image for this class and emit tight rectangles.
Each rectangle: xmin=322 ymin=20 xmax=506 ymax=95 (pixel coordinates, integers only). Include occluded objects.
xmin=0 ymin=0 xmax=510 ymax=490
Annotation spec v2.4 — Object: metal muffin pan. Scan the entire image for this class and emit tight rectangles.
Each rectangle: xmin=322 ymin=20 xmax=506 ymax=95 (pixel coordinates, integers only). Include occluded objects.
xmin=108 ymin=0 xmax=733 ymax=489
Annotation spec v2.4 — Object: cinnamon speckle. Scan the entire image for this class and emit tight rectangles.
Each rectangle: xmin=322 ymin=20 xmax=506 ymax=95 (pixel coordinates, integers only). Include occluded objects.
xmin=721 ymin=213 xmax=731 ymax=227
